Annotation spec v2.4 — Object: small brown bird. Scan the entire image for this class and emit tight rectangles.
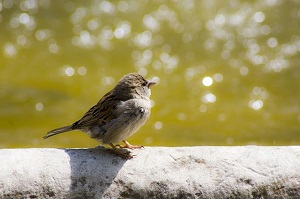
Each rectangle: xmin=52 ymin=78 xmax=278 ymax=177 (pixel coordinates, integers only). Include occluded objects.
xmin=43 ymin=73 xmax=156 ymax=158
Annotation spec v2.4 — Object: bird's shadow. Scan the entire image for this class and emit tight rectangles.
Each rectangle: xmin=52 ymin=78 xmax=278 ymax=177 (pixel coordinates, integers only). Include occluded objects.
xmin=63 ymin=147 xmax=127 ymax=198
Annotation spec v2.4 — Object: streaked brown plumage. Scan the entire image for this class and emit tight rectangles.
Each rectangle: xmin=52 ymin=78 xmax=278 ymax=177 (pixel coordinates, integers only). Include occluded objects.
xmin=43 ymin=73 xmax=156 ymax=158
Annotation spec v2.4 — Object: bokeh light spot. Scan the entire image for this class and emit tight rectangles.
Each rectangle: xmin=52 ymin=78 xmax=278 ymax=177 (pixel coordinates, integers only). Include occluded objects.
xmin=254 ymin=11 xmax=265 ymax=23
xmin=35 ymin=103 xmax=44 ymax=111
xmin=267 ymin=37 xmax=278 ymax=48
xmin=202 ymin=76 xmax=213 ymax=86
xmin=202 ymin=93 xmax=216 ymax=103
xmin=154 ymin=121 xmax=162 ymax=130
xmin=248 ymin=99 xmax=263 ymax=110
xmin=65 ymin=66 xmax=75 ymax=76
xmin=78 ymin=66 xmax=87 ymax=76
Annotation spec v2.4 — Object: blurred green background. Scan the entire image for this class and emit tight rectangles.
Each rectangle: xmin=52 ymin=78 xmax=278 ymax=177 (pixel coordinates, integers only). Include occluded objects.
xmin=1 ymin=0 xmax=300 ymax=148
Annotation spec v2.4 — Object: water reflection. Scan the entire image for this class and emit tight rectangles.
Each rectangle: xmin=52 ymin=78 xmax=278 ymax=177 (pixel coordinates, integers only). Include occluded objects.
xmin=1 ymin=0 xmax=300 ymax=147
xmin=3 ymin=42 xmax=17 ymax=57
xmin=64 ymin=66 xmax=75 ymax=77
xmin=199 ymin=105 xmax=207 ymax=113
xmin=248 ymin=87 xmax=268 ymax=111
xmin=202 ymin=93 xmax=216 ymax=104
xmin=202 ymin=76 xmax=213 ymax=87
xmin=213 ymin=73 xmax=223 ymax=82
xmin=101 ymin=76 xmax=115 ymax=86
xmin=154 ymin=121 xmax=163 ymax=130
xmin=35 ymin=102 xmax=44 ymax=112
xmin=248 ymin=100 xmax=263 ymax=110
xmin=77 ymin=66 xmax=87 ymax=76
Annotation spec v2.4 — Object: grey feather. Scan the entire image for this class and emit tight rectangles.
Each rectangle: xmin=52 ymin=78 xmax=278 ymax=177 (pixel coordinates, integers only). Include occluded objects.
xmin=43 ymin=125 xmax=73 ymax=139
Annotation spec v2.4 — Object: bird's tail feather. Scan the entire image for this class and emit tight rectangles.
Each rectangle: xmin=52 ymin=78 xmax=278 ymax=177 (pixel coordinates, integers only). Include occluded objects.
xmin=43 ymin=125 xmax=73 ymax=139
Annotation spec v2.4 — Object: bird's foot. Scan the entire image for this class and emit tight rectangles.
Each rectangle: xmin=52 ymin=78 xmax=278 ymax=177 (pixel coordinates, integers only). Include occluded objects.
xmin=109 ymin=143 xmax=135 ymax=159
xmin=95 ymin=145 xmax=105 ymax=149
xmin=116 ymin=140 xmax=144 ymax=149
xmin=116 ymin=144 xmax=143 ymax=149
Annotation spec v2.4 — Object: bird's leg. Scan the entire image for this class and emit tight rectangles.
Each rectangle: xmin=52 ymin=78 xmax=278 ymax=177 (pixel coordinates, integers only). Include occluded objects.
xmin=117 ymin=140 xmax=144 ymax=149
xmin=108 ymin=143 xmax=134 ymax=159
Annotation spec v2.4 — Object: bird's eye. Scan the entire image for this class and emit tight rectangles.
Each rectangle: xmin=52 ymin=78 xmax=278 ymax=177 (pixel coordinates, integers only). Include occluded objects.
xmin=142 ymin=82 xmax=147 ymax=87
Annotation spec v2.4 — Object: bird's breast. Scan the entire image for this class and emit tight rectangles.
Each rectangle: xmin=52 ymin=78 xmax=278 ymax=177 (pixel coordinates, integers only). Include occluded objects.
xmin=121 ymin=98 xmax=151 ymax=128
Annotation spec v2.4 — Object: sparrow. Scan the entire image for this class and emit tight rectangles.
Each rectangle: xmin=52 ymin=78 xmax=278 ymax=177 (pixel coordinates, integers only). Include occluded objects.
xmin=43 ymin=73 xmax=156 ymax=159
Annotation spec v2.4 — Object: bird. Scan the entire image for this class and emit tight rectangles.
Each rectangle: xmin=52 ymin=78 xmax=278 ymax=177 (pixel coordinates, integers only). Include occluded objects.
xmin=43 ymin=73 xmax=156 ymax=159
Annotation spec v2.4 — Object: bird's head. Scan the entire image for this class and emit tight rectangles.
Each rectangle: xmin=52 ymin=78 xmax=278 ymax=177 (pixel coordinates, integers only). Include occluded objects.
xmin=115 ymin=73 xmax=157 ymax=99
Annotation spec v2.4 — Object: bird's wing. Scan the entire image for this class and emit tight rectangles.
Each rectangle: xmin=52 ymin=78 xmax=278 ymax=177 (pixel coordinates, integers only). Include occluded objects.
xmin=72 ymin=91 xmax=123 ymax=129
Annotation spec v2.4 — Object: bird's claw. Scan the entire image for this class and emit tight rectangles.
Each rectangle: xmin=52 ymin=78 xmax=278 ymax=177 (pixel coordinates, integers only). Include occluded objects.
xmin=116 ymin=143 xmax=144 ymax=149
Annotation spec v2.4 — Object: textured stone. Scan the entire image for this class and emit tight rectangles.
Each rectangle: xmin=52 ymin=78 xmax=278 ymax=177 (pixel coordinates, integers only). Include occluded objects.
xmin=0 ymin=147 xmax=300 ymax=198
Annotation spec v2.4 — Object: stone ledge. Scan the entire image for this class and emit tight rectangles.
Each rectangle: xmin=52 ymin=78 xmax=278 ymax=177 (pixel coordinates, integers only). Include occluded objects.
xmin=1 ymin=146 xmax=300 ymax=198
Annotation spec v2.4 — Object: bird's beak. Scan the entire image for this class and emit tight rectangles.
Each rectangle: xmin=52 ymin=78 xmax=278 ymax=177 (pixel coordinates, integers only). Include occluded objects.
xmin=148 ymin=81 xmax=157 ymax=88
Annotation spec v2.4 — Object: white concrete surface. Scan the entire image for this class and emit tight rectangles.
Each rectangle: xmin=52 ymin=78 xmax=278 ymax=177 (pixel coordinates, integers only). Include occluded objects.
xmin=1 ymin=147 xmax=300 ymax=198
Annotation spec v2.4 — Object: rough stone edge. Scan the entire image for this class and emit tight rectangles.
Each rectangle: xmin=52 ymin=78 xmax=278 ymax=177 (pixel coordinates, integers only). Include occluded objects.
xmin=0 ymin=146 xmax=300 ymax=199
